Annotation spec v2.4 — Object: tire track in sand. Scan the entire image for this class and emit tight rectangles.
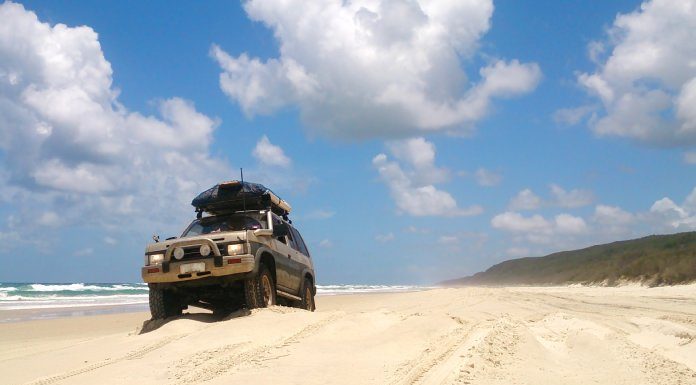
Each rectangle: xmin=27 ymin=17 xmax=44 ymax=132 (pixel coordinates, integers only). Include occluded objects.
xmin=510 ymin=292 xmax=696 ymax=383
xmin=610 ymin=327 xmax=696 ymax=384
xmin=172 ymin=311 xmax=345 ymax=384
xmin=387 ymin=316 xmax=480 ymax=385
xmin=25 ymin=333 xmax=187 ymax=385
xmin=454 ymin=315 xmax=521 ymax=385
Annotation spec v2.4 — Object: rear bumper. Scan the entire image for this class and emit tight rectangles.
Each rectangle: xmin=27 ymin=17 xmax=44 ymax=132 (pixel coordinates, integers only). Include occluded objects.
xmin=142 ymin=254 xmax=254 ymax=283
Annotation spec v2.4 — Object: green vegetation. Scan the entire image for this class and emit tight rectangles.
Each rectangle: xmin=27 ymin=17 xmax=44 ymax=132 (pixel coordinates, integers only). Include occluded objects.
xmin=442 ymin=231 xmax=696 ymax=287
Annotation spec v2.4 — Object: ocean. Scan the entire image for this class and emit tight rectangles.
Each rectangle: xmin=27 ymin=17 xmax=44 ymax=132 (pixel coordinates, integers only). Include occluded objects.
xmin=0 ymin=282 xmax=150 ymax=311
xmin=0 ymin=282 xmax=428 ymax=313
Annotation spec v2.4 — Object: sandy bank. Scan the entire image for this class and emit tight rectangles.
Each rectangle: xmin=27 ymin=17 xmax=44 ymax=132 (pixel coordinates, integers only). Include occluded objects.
xmin=1 ymin=286 xmax=695 ymax=384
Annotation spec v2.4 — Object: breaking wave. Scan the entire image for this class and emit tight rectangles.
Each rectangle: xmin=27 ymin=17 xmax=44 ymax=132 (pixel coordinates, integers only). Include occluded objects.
xmin=0 ymin=282 xmax=428 ymax=311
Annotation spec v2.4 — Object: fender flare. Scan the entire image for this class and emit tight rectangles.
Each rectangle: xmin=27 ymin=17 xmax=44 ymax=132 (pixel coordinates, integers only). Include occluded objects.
xmin=253 ymin=245 xmax=278 ymax=275
xmin=300 ymin=268 xmax=316 ymax=295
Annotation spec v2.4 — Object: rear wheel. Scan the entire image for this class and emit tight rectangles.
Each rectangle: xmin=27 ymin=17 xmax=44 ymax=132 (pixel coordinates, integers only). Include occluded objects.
xmin=149 ymin=285 xmax=183 ymax=319
xmin=244 ymin=265 xmax=276 ymax=309
xmin=299 ymin=278 xmax=315 ymax=312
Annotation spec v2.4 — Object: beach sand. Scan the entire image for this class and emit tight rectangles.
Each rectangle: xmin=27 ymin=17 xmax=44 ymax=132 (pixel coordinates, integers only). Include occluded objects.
xmin=1 ymin=285 xmax=695 ymax=385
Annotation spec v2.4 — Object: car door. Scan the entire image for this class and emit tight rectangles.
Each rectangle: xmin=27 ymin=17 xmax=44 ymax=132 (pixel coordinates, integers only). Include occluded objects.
xmin=278 ymin=227 xmax=300 ymax=292
xmin=286 ymin=226 xmax=311 ymax=292
xmin=270 ymin=216 xmax=296 ymax=292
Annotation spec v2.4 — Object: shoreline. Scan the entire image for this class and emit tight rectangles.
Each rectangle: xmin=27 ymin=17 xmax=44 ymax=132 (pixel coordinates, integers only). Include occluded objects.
xmin=0 ymin=283 xmax=431 ymax=323
xmin=0 ymin=289 xmax=429 ymax=324
xmin=0 ymin=303 xmax=150 ymax=323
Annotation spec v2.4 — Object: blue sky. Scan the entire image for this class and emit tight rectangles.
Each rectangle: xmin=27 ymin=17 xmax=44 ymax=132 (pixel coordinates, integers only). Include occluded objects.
xmin=0 ymin=0 xmax=694 ymax=284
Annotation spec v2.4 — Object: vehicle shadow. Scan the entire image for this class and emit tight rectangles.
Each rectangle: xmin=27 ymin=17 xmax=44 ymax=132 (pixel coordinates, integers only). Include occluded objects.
xmin=138 ymin=308 xmax=251 ymax=334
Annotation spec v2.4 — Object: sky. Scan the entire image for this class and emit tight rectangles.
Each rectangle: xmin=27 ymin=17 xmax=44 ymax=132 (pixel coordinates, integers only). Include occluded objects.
xmin=0 ymin=0 xmax=694 ymax=284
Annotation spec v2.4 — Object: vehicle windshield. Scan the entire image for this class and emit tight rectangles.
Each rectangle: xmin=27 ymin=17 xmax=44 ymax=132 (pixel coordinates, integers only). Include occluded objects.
xmin=182 ymin=213 xmax=266 ymax=237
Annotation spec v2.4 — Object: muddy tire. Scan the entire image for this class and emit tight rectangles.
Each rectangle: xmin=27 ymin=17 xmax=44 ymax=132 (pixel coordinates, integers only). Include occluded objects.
xmin=244 ymin=265 xmax=276 ymax=309
xmin=299 ymin=278 xmax=315 ymax=312
xmin=149 ymin=284 xmax=182 ymax=320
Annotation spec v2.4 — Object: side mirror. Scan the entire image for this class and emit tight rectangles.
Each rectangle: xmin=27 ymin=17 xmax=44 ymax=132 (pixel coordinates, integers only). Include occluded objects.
xmin=152 ymin=234 xmax=160 ymax=243
xmin=273 ymin=223 xmax=290 ymax=237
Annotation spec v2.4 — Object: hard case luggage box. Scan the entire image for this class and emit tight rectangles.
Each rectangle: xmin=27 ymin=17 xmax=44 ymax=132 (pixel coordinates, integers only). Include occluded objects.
xmin=191 ymin=180 xmax=291 ymax=215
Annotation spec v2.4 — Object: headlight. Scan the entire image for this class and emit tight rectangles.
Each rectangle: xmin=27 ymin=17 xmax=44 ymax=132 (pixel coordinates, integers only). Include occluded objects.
xmin=227 ymin=244 xmax=245 ymax=255
xmin=173 ymin=247 xmax=185 ymax=260
xmin=148 ymin=253 xmax=164 ymax=265
xmin=200 ymin=244 xmax=211 ymax=257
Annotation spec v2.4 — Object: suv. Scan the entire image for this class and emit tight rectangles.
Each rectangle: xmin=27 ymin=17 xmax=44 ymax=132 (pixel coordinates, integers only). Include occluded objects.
xmin=141 ymin=181 xmax=316 ymax=319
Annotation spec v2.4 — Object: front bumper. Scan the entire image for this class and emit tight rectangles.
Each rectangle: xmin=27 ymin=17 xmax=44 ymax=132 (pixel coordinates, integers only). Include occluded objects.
xmin=141 ymin=254 xmax=255 ymax=283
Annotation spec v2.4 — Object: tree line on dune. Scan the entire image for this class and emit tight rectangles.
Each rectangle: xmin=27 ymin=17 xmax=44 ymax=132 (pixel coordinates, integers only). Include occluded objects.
xmin=442 ymin=232 xmax=696 ymax=287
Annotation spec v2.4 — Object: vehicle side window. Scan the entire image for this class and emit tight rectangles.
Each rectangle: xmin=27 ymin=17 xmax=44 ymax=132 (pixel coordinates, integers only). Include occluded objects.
xmin=272 ymin=215 xmax=287 ymax=244
xmin=285 ymin=226 xmax=300 ymax=251
xmin=290 ymin=227 xmax=310 ymax=257
xmin=298 ymin=231 xmax=311 ymax=258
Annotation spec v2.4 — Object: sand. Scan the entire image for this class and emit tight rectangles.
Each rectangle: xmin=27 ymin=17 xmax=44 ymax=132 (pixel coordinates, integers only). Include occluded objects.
xmin=1 ymin=285 xmax=695 ymax=385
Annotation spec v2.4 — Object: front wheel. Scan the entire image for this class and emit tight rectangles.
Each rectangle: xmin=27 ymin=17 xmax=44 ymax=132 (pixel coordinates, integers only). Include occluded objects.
xmin=148 ymin=285 xmax=182 ymax=319
xmin=244 ymin=265 xmax=276 ymax=309
xmin=299 ymin=278 xmax=315 ymax=312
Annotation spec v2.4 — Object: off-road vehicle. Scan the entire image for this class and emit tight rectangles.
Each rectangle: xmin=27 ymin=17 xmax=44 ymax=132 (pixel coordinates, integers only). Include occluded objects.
xmin=141 ymin=181 xmax=316 ymax=319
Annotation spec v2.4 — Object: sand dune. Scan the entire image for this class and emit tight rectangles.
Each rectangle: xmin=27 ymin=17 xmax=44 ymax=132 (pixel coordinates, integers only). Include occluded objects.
xmin=1 ymin=286 xmax=695 ymax=385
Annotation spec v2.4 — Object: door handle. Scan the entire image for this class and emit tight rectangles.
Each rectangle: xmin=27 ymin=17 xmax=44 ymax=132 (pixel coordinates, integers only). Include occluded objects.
xmin=288 ymin=254 xmax=292 ymax=259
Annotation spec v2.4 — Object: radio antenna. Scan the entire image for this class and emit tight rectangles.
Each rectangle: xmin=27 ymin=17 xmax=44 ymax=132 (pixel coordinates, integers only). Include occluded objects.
xmin=240 ymin=168 xmax=246 ymax=213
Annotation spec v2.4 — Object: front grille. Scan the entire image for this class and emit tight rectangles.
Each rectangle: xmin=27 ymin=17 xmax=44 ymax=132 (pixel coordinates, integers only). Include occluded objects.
xmin=176 ymin=243 xmax=229 ymax=260
xmin=181 ymin=246 xmax=207 ymax=260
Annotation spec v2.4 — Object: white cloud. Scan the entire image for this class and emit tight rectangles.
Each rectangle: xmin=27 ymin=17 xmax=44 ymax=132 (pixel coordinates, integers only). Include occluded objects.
xmin=386 ymin=137 xmax=449 ymax=184
xmin=73 ymin=247 xmax=94 ymax=257
xmin=491 ymin=211 xmax=588 ymax=244
xmin=373 ymin=138 xmax=482 ymax=217
xmin=499 ymin=187 xmax=695 ymax=251
xmin=505 ymin=247 xmax=531 ymax=258
xmin=649 ymin=193 xmax=696 ymax=230
xmin=575 ymin=0 xmax=696 ymax=146
xmin=554 ymin=213 xmax=589 ymax=234
xmin=474 ymin=168 xmax=502 ymax=187
xmin=318 ymin=239 xmax=333 ymax=248
xmin=491 ymin=212 xmax=551 ymax=233
xmin=305 ymin=209 xmax=335 ymax=220
xmin=685 ymin=187 xmax=696 ymax=211
xmin=0 ymin=3 xmax=230 ymax=239
xmin=252 ymin=135 xmax=291 ymax=168
xmin=404 ymin=225 xmax=430 ymax=234
xmin=437 ymin=235 xmax=459 ymax=244
xmin=684 ymin=151 xmax=696 ymax=165
xmin=639 ymin=188 xmax=696 ymax=232
xmin=509 ymin=189 xmax=541 ymax=211
xmin=495 ymin=187 xmax=696 ymax=253
xmin=593 ymin=204 xmax=635 ymax=235
xmin=594 ymin=204 xmax=634 ymax=225
xmin=104 ymin=236 xmax=117 ymax=245
xmin=549 ymin=184 xmax=594 ymax=208
xmin=508 ymin=185 xmax=593 ymax=210
xmin=375 ymin=232 xmax=395 ymax=242
xmin=36 ymin=211 xmax=60 ymax=227
xmin=212 ymin=0 xmax=540 ymax=139
xmin=553 ymin=105 xmax=595 ymax=126
xmin=387 ymin=137 xmax=437 ymax=169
